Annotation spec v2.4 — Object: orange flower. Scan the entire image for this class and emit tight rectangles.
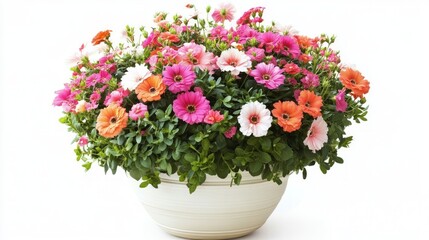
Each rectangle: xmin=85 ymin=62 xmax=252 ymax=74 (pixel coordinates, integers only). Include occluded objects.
xmin=96 ymin=104 xmax=128 ymax=138
xmin=272 ymin=101 xmax=303 ymax=132
xmin=339 ymin=68 xmax=370 ymax=98
xmin=92 ymin=30 xmax=112 ymax=45
xmin=159 ymin=32 xmax=180 ymax=43
xmin=135 ymin=75 xmax=166 ymax=102
xmin=298 ymin=90 xmax=323 ymax=118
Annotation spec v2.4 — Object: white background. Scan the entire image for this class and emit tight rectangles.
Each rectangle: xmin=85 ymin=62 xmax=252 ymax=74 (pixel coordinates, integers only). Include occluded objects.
xmin=1 ymin=0 xmax=428 ymax=239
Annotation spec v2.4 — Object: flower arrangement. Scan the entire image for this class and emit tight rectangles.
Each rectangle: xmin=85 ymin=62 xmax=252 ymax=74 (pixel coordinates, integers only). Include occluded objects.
xmin=53 ymin=3 xmax=370 ymax=193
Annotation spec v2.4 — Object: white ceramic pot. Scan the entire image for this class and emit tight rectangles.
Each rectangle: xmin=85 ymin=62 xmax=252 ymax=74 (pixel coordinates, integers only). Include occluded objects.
xmin=133 ymin=172 xmax=288 ymax=239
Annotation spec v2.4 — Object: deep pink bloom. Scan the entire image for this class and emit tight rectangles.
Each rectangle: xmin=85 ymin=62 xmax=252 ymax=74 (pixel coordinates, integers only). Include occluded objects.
xmin=78 ymin=136 xmax=89 ymax=147
xmin=204 ymin=110 xmax=224 ymax=124
xmin=210 ymin=26 xmax=228 ymax=41
xmin=287 ymin=77 xmax=298 ymax=85
xmin=276 ymin=36 xmax=301 ymax=59
xmin=300 ymin=72 xmax=320 ymax=88
xmin=178 ymin=43 xmax=215 ymax=72
xmin=104 ymin=90 xmax=124 ymax=106
xmin=236 ymin=7 xmax=265 ymax=25
xmin=303 ymin=117 xmax=328 ymax=153
xmin=212 ymin=3 xmax=235 ymax=23
xmin=86 ymin=70 xmax=111 ymax=87
xmin=142 ymin=31 xmax=160 ymax=48
xmin=250 ymin=63 xmax=285 ymax=89
xmin=129 ymin=103 xmax=148 ymax=120
xmin=246 ymin=47 xmax=265 ymax=62
xmin=216 ymin=48 xmax=251 ymax=76
xmin=234 ymin=25 xmax=259 ymax=43
xmin=173 ymin=91 xmax=211 ymax=125
xmin=294 ymin=89 xmax=301 ymax=101
xmin=90 ymin=92 xmax=101 ymax=103
xmin=163 ymin=64 xmax=196 ymax=93
xmin=257 ymin=32 xmax=280 ymax=53
xmin=328 ymin=53 xmax=340 ymax=63
xmin=53 ymin=85 xmax=79 ymax=112
xmin=335 ymin=89 xmax=348 ymax=112
xmin=224 ymin=126 xmax=237 ymax=139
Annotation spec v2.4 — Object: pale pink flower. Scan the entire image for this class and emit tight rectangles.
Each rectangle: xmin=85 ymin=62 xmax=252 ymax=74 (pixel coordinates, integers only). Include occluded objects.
xmin=335 ymin=89 xmax=348 ymax=112
xmin=162 ymin=64 xmax=196 ymax=93
xmin=303 ymin=117 xmax=328 ymax=153
xmin=173 ymin=91 xmax=211 ymax=125
xmin=238 ymin=101 xmax=272 ymax=137
xmin=250 ymin=62 xmax=285 ymax=89
xmin=104 ymin=90 xmax=124 ymax=106
xmin=224 ymin=126 xmax=237 ymax=139
xmin=217 ymin=48 xmax=251 ymax=76
xmin=78 ymin=136 xmax=88 ymax=146
xmin=129 ymin=103 xmax=148 ymax=120
xmin=178 ymin=43 xmax=215 ymax=72
xmin=204 ymin=110 xmax=224 ymax=124
xmin=212 ymin=3 xmax=236 ymax=23
xmin=120 ymin=64 xmax=152 ymax=91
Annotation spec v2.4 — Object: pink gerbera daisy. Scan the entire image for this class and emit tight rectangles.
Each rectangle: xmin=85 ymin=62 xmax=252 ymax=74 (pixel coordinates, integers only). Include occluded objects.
xmin=212 ymin=3 xmax=235 ymax=23
xmin=173 ymin=91 xmax=211 ymax=125
xmin=129 ymin=103 xmax=148 ymax=121
xmin=303 ymin=117 xmax=328 ymax=153
xmin=216 ymin=48 xmax=251 ymax=76
xmin=163 ymin=64 xmax=196 ymax=93
xmin=250 ymin=62 xmax=285 ymax=89
xmin=237 ymin=101 xmax=272 ymax=137
xmin=178 ymin=43 xmax=215 ymax=72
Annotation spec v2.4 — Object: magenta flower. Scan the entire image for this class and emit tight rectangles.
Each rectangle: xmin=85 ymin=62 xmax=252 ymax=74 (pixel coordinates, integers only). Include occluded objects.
xmin=78 ymin=136 xmax=89 ymax=147
xmin=86 ymin=70 xmax=112 ymax=87
xmin=257 ymin=32 xmax=280 ymax=53
xmin=173 ymin=91 xmax=211 ymax=125
xmin=52 ymin=85 xmax=79 ymax=112
xmin=204 ymin=110 xmax=224 ymax=124
xmin=212 ymin=3 xmax=235 ymax=23
xmin=224 ymin=126 xmax=237 ymax=139
xmin=250 ymin=62 xmax=285 ymax=89
xmin=246 ymin=47 xmax=265 ymax=62
xmin=104 ymin=89 xmax=125 ymax=106
xmin=335 ymin=89 xmax=348 ymax=112
xmin=163 ymin=64 xmax=196 ymax=93
xmin=303 ymin=117 xmax=328 ymax=153
xmin=276 ymin=35 xmax=300 ymax=59
xmin=129 ymin=103 xmax=148 ymax=120
xmin=300 ymin=72 xmax=320 ymax=88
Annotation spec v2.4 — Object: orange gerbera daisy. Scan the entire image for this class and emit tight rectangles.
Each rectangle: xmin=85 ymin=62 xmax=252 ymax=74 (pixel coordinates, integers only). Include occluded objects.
xmin=272 ymin=101 xmax=303 ymax=132
xmin=135 ymin=75 xmax=166 ymax=102
xmin=339 ymin=68 xmax=370 ymax=98
xmin=96 ymin=104 xmax=128 ymax=138
xmin=298 ymin=90 xmax=323 ymax=118
xmin=91 ymin=30 xmax=112 ymax=45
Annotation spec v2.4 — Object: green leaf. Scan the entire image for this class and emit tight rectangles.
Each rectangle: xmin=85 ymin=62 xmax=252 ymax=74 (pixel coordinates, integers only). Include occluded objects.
xmin=249 ymin=161 xmax=263 ymax=176
xmin=257 ymin=152 xmax=272 ymax=163
xmin=184 ymin=153 xmax=198 ymax=162
xmin=82 ymin=162 xmax=92 ymax=171
xmin=260 ymin=138 xmax=271 ymax=152
xmin=136 ymin=134 xmax=142 ymax=144
xmin=139 ymin=181 xmax=150 ymax=188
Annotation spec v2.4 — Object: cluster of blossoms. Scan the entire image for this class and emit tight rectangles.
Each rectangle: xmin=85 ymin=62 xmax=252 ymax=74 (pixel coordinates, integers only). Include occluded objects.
xmin=54 ymin=3 xmax=370 ymax=192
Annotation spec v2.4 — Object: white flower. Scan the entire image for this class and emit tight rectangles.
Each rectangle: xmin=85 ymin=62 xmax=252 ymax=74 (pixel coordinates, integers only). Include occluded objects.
xmin=121 ymin=64 xmax=152 ymax=90
xmin=238 ymin=101 xmax=272 ymax=137
xmin=216 ymin=48 xmax=251 ymax=76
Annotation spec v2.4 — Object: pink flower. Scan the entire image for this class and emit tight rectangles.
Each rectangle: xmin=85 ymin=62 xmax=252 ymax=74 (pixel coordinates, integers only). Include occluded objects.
xmin=129 ymin=103 xmax=148 ymax=120
xmin=210 ymin=26 xmax=228 ymax=40
xmin=212 ymin=3 xmax=235 ymax=23
xmin=257 ymin=32 xmax=280 ymax=53
xmin=204 ymin=110 xmax=224 ymax=124
xmin=238 ymin=101 xmax=272 ymax=137
xmin=163 ymin=64 xmax=196 ymax=93
xmin=217 ymin=48 xmax=251 ymax=76
xmin=86 ymin=70 xmax=112 ymax=87
xmin=303 ymin=117 xmax=328 ymax=153
xmin=224 ymin=126 xmax=237 ymax=139
xmin=300 ymin=72 xmax=320 ymax=88
xmin=246 ymin=47 xmax=265 ymax=62
xmin=78 ymin=136 xmax=88 ymax=146
xmin=236 ymin=7 xmax=265 ymax=25
xmin=250 ymin=62 xmax=285 ymax=89
xmin=173 ymin=91 xmax=211 ymax=125
xmin=276 ymin=35 xmax=300 ymax=59
xmin=104 ymin=89 xmax=128 ymax=106
xmin=52 ymin=85 xmax=79 ymax=112
xmin=178 ymin=43 xmax=215 ymax=72
xmin=283 ymin=63 xmax=300 ymax=75
xmin=335 ymin=89 xmax=348 ymax=112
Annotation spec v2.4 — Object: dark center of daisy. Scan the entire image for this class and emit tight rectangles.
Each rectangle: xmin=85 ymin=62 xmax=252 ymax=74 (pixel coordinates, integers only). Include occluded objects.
xmin=263 ymin=74 xmax=271 ymax=80
xmin=149 ymin=87 xmax=156 ymax=93
xmin=305 ymin=102 xmax=311 ymax=107
xmin=191 ymin=58 xmax=199 ymax=64
xmin=110 ymin=117 xmax=117 ymax=124
xmin=230 ymin=61 xmax=237 ymax=67
xmin=249 ymin=114 xmax=259 ymax=124
xmin=174 ymin=75 xmax=183 ymax=82
xmin=282 ymin=113 xmax=290 ymax=120
xmin=350 ymin=79 xmax=356 ymax=85
xmin=187 ymin=105 xmax=196 ymax=113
